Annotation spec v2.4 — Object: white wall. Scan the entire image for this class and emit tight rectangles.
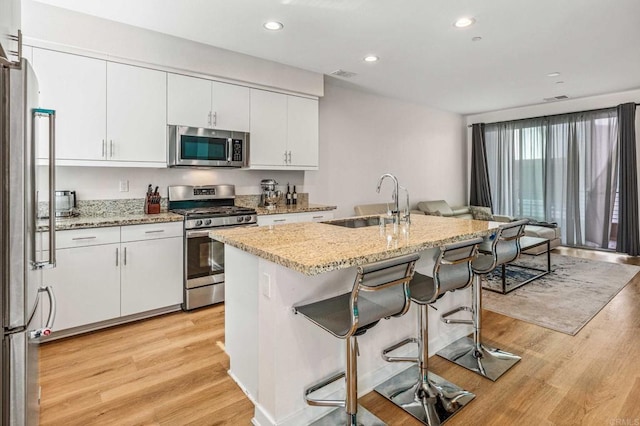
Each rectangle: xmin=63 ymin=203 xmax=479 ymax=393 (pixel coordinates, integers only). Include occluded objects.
xmin=48 ymin=166 xmax=304 ymax=200
xmin=21 ymin=0 xmax=323 ymax=97
xmin=305 ymin=78 xmax=466 ymax=218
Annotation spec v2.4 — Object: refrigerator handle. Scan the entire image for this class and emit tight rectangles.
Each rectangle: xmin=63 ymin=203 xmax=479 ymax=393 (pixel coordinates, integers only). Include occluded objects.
xmin=29 ymin=286 xmax=57 ymax=339
xmin=33 ymin=108 xmax=56 ymax=269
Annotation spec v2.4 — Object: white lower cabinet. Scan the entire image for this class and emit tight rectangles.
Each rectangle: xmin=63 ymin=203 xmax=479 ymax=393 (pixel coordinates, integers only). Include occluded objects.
xmin=44 ymin=222 xmax=183 ymax=333
xmin=257 ymin=211 xmax=334 ymax=226
xmin=120 ymin=236 xmax=183 ymax=316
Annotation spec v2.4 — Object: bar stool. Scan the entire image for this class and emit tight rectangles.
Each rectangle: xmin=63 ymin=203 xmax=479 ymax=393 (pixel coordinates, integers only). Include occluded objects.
xmin=294 ymin=253 xmax=420 ymax=426
xmin=437 ymin=219 xmax=528 ymax=381
xmin=374 ymin=238 xmax=483 ymax=425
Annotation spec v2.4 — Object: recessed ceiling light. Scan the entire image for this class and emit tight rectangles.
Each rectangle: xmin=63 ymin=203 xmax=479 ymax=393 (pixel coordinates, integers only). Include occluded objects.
xmin=363 ymin=55 xmax=379 ymax=63
xmin=263 ymin=21 xmax=284 ymax=31
xmin=547 ymin=72 xmax=561 ymax=77
xmin=454 ymin=17 xmax=475 ymax=28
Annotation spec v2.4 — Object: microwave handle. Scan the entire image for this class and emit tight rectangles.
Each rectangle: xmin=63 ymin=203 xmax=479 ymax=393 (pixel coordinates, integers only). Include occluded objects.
xmin=226 ymin=138 xmax=232 ymax=163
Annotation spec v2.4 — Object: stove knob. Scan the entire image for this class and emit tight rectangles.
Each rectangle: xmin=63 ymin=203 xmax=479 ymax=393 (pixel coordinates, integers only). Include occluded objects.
xmin=244 ymin=215 xmax=253 ymax=222
xmin=204 ymin=219 xmax=212 ymax=226
xmin=195 ymin=220 xmax=203 ymax=227
xmin=237 ymin=216 xmax=244 ymax=223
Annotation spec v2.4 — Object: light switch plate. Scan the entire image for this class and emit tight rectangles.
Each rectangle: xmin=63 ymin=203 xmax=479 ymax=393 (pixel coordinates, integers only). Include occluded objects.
xmin=261 ymin=273 xmax=271 ymax=298
xmin=119 ymin=180 xmax=129 ymax=192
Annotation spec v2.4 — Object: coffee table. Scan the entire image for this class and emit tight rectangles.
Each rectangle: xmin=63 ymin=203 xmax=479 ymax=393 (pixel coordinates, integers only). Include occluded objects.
xmin=483 ymin=235 xmax=552 ymax=294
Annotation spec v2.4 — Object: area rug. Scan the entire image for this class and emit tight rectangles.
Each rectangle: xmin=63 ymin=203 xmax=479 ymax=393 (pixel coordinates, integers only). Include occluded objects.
xmin=481 ymin=254 xmax=640 ymax=335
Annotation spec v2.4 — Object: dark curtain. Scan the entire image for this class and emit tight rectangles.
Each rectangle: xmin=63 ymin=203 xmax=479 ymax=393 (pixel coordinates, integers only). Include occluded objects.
xmin=616 ymin=102 xmax=640 ymax=256
xmin=469 ymin=123 xmax=493 ymax=208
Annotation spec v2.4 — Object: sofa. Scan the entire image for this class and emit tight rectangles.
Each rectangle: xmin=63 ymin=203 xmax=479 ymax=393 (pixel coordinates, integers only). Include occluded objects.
xmin=416 ymin=200 xmax=562 ymax=255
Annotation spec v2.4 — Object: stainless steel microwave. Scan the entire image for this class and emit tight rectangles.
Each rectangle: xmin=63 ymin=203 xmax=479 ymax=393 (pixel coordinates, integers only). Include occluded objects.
xmin=168 ymin=125 xmax=249 ymax=168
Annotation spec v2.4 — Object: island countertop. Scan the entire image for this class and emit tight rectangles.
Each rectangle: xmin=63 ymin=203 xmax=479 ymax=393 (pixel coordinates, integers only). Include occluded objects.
xmin=209 ymin=214 xmax=499 ymax=276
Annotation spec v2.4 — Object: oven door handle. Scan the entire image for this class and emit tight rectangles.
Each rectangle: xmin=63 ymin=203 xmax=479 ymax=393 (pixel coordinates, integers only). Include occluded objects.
xmin=186 ymin=224 xmax=258 ymax=239
xmin=186 ymin=230 xmax=213 ymax=239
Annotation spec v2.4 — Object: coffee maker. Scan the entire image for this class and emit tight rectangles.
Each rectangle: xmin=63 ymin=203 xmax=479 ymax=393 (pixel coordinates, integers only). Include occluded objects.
xmin=260 ymin=179 xmax=281 ymax=209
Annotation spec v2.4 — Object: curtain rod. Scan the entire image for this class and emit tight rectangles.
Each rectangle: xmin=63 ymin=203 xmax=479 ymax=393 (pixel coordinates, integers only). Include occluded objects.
xmin=467 ymin=102 xmax=640 ymax=128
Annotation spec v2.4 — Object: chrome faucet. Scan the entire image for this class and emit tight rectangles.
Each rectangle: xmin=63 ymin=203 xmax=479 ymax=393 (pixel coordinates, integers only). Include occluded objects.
xmin=376 ymin=173 xmax=401 ymax=225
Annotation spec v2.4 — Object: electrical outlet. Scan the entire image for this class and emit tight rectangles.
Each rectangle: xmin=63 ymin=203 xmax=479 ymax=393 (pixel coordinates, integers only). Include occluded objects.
xmin=119 ymin=180 xmax=129 ymax=192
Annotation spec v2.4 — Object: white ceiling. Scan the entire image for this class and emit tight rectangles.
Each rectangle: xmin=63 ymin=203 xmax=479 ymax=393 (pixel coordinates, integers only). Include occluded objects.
xmin=35 ymin=0 xmax=640 ymax=115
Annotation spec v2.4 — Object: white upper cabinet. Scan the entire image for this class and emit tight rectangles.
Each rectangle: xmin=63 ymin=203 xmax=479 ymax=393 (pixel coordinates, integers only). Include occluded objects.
xmin=287 ymin=95 xmax=319 ymax=168
xmin=107 ymin=62 xmax=167 ymax=163
xmin=249 ymin=88 xmax=319 ymax=170
xmin=249 ymin=89 xmax=288 ymax=167
xmin=212 ymin=81 xmax=250 ymax=131
xmin=0 ymin=0 xmax=20 ymax=63
xmin=33 ymin=49 xmax=107 ymax=161
xmin=167 ymin=74 xmax=211 ymax=128
xmin=167 ymin=73 xmax=250 ymax=131
xmin=32 ymin=48 xmax=167 ymax=167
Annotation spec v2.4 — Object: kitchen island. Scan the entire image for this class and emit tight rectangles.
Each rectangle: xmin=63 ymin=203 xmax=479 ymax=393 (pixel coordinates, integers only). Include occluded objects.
xmin=210 ymin=214 xmax=499 ymax=426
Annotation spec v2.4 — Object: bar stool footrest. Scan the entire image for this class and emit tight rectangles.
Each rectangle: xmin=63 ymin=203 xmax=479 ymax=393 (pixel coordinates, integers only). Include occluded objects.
xmin=304 ymin=371 xmax=346 ymax=407
xmin=374 ymin=364 xmax=475 ymax=425
xmin=440 ymin=305 xmax=474 ymax=325
xmin=436 ymin=336 xmax=521 ymax=382
xmin=381 ymin=337 xmax=419 ymax=363
xmin=310 ymin=405 xmax=387 ymax=425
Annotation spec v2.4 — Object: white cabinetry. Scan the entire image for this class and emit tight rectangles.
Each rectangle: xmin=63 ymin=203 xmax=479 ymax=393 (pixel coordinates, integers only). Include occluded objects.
xmin=0 ymin=0 xmax=20 ymax=63
xmin=167 ymin=73 xmax=250 ymax=131
xmin=120 ymin=224 xmax=183 ymax=316
xmin=257 ymin=211 xmax=334 ymax=226
xmin=31 ymin=48 xmax=167 ymax=167
xmin=43 ymin=227 xmax=121 ymax=331
xmin=43 ymin=223 xmax=183 ymax=333
xmin=107 ymin=62 xmax=167 ymax=163
xmin=249 ymin=89 xmax=319 ymax=170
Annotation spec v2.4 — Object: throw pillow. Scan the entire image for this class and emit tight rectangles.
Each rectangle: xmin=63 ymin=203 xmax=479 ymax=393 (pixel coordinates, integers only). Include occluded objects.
xmin=470 ymin=206 xmax=494 ymax=221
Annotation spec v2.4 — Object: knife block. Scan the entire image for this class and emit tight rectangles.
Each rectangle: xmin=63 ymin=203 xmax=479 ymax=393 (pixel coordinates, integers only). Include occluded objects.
xmin=144 ymin=195 xmax=161 ymax=214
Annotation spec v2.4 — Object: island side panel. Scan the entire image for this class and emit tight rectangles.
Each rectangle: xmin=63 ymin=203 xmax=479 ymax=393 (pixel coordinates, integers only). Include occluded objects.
xmin=225 ymin=245 xmax=260 ymax=400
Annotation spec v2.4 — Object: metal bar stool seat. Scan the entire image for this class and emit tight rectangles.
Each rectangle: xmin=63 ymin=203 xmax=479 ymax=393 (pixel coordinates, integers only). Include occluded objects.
xmin=437 ymin=219 xmax=528 ymax=381
xmin=374 ymin=238 xmax=483 ymax=425
xmin=294 ymin=253 xmax=420 ymax=426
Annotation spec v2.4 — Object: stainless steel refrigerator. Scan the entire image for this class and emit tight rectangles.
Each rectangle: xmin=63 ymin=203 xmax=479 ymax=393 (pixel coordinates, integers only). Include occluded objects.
xmin=1 ymin=53 xmax=57 ymax=424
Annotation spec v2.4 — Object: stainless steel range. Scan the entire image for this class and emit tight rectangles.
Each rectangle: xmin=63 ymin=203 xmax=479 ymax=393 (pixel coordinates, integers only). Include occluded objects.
xmin=168 ymin=184 xmax=257 ymax=311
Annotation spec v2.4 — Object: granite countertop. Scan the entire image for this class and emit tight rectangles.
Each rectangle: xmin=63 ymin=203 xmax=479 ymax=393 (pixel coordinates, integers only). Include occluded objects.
xmin=209 ymin=214 xmax=499 ymax=276
xmin=37 ymin=212 xmax=184 ymax=232
xmin=252 ymin=203 xmax=337 ymax=216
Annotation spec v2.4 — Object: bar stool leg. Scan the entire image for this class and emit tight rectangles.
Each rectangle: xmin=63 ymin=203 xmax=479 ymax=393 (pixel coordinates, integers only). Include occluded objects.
xmin=311 ymin=336 xmax=387 ymax=426
xmin=374 ymin=305 xmax=475 ymax=425
xmin=437 ymin=274 xmax=521 ymax=381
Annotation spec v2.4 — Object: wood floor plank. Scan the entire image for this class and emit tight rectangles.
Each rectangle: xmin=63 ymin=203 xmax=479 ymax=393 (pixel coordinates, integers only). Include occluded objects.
xmin=39 ymin=248 xmax=640 ymax=425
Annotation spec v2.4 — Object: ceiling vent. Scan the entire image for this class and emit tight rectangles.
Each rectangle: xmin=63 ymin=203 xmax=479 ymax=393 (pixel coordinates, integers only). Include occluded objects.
xmin=543 ymin=95 xmax=569 ymax=102
xmin=329 ymin=69 xmax=357 ymax=78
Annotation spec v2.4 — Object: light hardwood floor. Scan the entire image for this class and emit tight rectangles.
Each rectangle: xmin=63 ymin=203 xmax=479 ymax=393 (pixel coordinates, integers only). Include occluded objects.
xmin=40 ymin=247 xmax=640 ymax=425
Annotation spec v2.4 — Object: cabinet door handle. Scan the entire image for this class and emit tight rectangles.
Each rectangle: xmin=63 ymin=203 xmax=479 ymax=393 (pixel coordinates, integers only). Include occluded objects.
xmin=273 ymin=219 xmax=287 ymax=223
xmin=207 ymin=111 xmax=211 ymax=126
xmin=123 ymin=247 xmax=127 ymax=265
xmin=313 ymin=216 xmax=324 ymax=219
xmin=144 ymin=230 xmax=165 ymax=234
xmin=71 ymin=236 xmax=96 ymax=240
xmin=102 ymin=140 xmax=106 ymax=158
xmin=288 ymin=150 xmax=292 ymax=164
xmin=283 ymin=151 xmax=288 ymax=164
xmin=115 ymin=247 xmax=119 ymax=266
xmin=212 ymin=112 xmax=217 ymax=127
xmin=109 ymin=140 xmax=114 ymax=158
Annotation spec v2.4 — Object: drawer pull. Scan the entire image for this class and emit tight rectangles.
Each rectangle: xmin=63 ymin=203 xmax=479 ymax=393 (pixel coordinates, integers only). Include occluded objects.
xmin=71 ymin=236 xmax=97 ymax=240
xmin=312 ymin=216 xmax=324 ymax=219
xmin=273 ymin=219 xmax=287 ymax=223
xmin=144 ymin=230 xmax=165 ymax=234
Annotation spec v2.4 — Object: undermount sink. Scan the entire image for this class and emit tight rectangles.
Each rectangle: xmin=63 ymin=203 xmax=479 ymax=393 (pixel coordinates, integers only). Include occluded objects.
xmin=322 ymin=215 xmax=392 ymax=228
